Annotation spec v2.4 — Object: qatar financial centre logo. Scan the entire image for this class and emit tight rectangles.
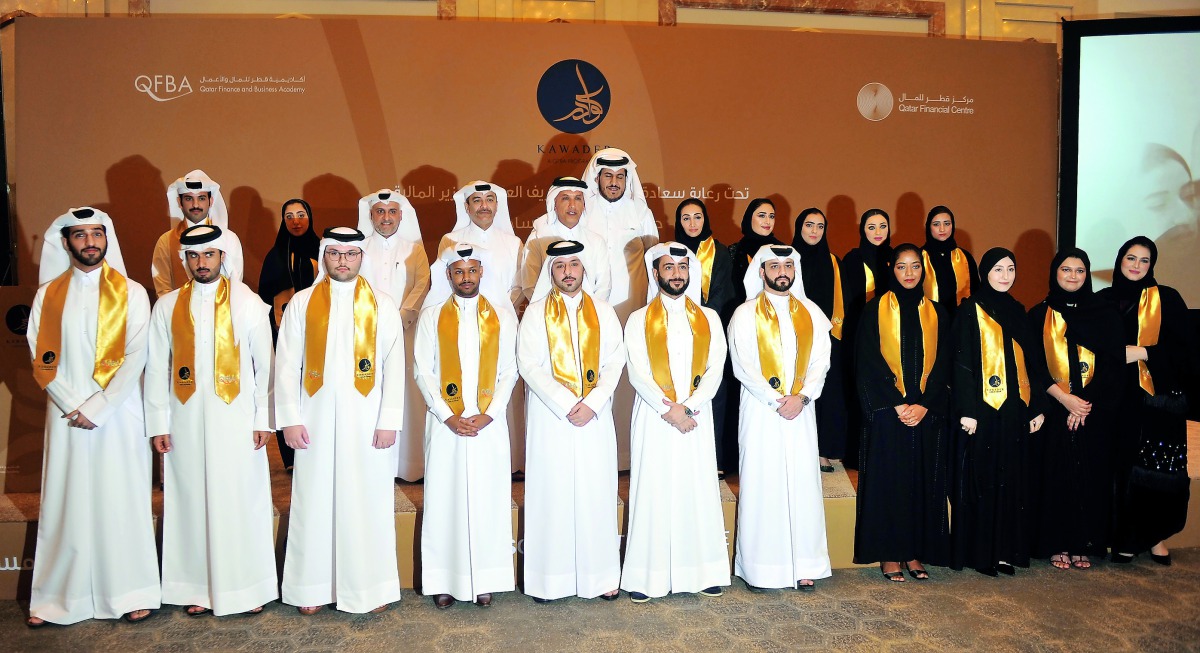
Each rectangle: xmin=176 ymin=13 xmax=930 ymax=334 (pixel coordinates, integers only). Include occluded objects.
xmin=134 ymin=74 xmax=193 ymax=102
xmin=537 ymin=60 xmax=610 ymax=134
xmin=857 ymin=82 xmax=893 ymax=122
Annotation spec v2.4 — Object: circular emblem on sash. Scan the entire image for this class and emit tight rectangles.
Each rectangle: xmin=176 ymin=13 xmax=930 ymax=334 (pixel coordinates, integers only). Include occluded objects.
xmin=768 ymin=376 xmax=781 ymax=389
xmin=178 ymin=366 xmax=192 ymax=381
xmin=693 ymin=375 xmax=702 ymax=389
xmin=358 ymin=358 xmax=372 ymax=373
xmin=586 ymin=369 xmax=596 ymax=383
xmin=42 ymin=351 xmax=56 ymax=365
xmin=446 ymin=383 xmax=459 ymax=397
xmin=1079 ymin=361 xmax=1089 ymax=375
xmin=988 ymin=375 xmax=1002 ymax=388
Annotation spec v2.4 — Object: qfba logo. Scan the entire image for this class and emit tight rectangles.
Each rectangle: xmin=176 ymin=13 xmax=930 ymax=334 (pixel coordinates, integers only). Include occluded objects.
xmin=537 ymin=60 xmax=610 ymax=134
xmin=135 ymin=74 xmax=193 ymax=102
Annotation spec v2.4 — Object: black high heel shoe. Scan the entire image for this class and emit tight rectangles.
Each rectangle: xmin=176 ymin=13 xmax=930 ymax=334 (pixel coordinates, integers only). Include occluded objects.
xmin=1150 ymin=552 xmax=1172 ymax=566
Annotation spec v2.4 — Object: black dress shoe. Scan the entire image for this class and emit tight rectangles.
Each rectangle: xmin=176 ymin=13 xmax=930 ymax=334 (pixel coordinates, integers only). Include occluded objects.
xmin=976 ymin=567 xmax=998 ymax=577
xmin=996 ymin=563 xmax=1015 ymax=576
xmin=629 ymin=592 xmax=650 ymax=603
xmin=1110 ymin=552 xmax=1135 ymax=564
xmin=532 ymin=596 xmax=553 ymax=604
xmin=819 ymin=465 xmax=835 ymax=473
xmin=600 ymin=591 xmax=620 ymax=601
xmin=475 ymin=593 xmax=492 ymax=607
xmin=434 ymin=594 xmax=455 ymax=609
xmin=1151 ymin=552 xmax=1172 ymax=566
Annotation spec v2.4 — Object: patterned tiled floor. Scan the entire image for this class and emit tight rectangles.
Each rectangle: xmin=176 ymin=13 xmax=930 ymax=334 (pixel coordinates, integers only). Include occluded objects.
xmin=6 ymin=549 xmax=1199 ymax=652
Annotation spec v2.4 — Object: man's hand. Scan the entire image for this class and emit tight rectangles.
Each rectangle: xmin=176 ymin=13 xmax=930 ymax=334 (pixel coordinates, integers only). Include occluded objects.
xmin=445 ymin=415 xmax=479 ymax=437
xmin=673 ymin=416 xmax=698 ymax=434
xmin=63 ymin=409 xmax=97 ymax=430
xmin=661 ymin=399 xmax=690 ymax=427
xmin=567 ymin=402 xmax=596 ymax=427
xmin=152 ymin=434 xmax=172 ymax=453
xmin=776 ymin=395 xmax=807 ymax=421
xmin=283 ymin=425 xmax=311 ymax=449
xmin=373 ymin=429 xmax=398 ymax=449
xmin=463 ymin=414 xmax=494 ymax=432
xmin=253 ymin=430 xmax=272 ymax=450
xmin=899 ymin=404 xmax=928 ymax=427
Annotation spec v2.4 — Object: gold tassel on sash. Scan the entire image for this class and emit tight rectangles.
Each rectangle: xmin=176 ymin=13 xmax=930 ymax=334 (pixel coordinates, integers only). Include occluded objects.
xmin=755 ymin=293 xmax=813 ymax=395
xmin=863 ymin=262 xmax=876 ymax=301
xmin=830 ymin=254 xmax=845 ymax=340
xmin=922 ymin=249 xmax=972 ymax=306
xmin=1043 ymin=308 xmax=1095 ymax=393
xmin=1136 ymin=286 xmax=1161 ymax=395
xmin=697 ymin=237 xmax=715 ymax=304
xmin=34 ymin=262 xmax=129 ymax=391
xmin=878 ymin=292 xmax=938 ymax=397
xmin=645 ymin=296 xmax=710 ymax=401
xmin=977 ymin=305 xmax=1030 ymax=409
xmin=545 ymin=290 xmax=601 ymax=399
xmin=304 ymin=276 xmax=378 ymax=397
xmin=437 ymin=295 xmax=501 ymax=415
xmin=171 ymin=277 xmax=241 ymax=404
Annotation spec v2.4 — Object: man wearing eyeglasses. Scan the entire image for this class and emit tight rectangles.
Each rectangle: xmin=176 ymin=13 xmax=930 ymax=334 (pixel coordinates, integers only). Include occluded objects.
xmin=275 ymin=227 xmax=405 ymax=616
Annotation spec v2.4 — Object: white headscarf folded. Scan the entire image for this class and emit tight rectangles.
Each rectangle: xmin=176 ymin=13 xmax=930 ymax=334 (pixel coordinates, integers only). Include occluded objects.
xmin=356 ymin=189 xmax=422 ymax=242
xmin=39 ymin=207 xmax=128 ymax=284
xmin=543 ymin=177 xmax=591 ymax=226
xmin=167 ymin=169 xmax=230 ymax=230
xmin=314 ymin=226 xmax=373 ymax=285
xmin=425 ymin=241 xmax=492 ymax=307
xmin=582 ymin=147 xmax=647 ymax=206
xmin=644 ymin=241 xmax=702 ymax=304
xmin=744 ymin=244 xmax=807 ymax=300
xmin=177 ymin=224 xmax=234 ymax=280
xmin=530 ymin=239 xmax=601 ymax=303
xmin=451 ymin=181 xmax=515 ymax=235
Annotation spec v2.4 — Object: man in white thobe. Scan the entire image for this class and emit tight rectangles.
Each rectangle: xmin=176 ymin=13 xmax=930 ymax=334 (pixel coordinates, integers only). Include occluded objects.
xmin=518 ymin=240 xmax=624 ymax=602
xmin=519 ymin=177 xmax=611 ymax=305
xmin=356 ymin=189 xmax=430 ymax=481
xmin=145 ymin=225 xmax=278 ymax=617
xmin=276 ymin=227 xmax=404 ymax=615
xmin=620 ymin=243 xmax=730 ymax=603
xmin=26 ymin=208 xmax=160 ymax=626
xmin=729 ymin=245 xmax=833 ymax=591
xmin=415 ymin=244 xmax=519 ymax=609
xmin=152 ymin=169 xmax=245 ymax=298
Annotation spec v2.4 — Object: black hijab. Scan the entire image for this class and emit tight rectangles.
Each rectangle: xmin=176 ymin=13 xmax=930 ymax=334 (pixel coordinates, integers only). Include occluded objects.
xmin=975 ymin=247 xmax=1026 ymax=329
xmin=888 ymin=243 xmax=926 ymax=306
xmin=674 ymin=198 xmax=712 ymax=254
xmin=1044 ymin=247 xmax=1122 ymax=354
xmin=737 ymin=198 xmax=782 ymax=254
xmin=792 ymin=208 xmax=836 ymax=316
xmin=1108 ymin=236 xmax=1158 ymax=307
xmin=922 ymin=205 xmax=958 ymax=253
xmin=261 ymin=198 xmax=320 ymax=300
xmin=858 ymin=208 xmax=894 ymax=275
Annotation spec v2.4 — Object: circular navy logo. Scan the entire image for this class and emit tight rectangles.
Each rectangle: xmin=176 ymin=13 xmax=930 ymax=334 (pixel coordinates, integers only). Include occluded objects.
xmin=537 ymin=60 xmax=610 ymax=134
xmin=178 ymin=366 xmax=191 ymax=381
xmin=358 ymin=358 xmax=372 ymax=373
xmin=446 ymin=383 xmax=459 ymax=397
xmin=769 ymin=376 xmax=781 ymax=389
xmin=988 ymin=375 xmax=1002 ymax=388
xmin=1079 ymin=361 xmax=1090 ymax=375
xmin=693 ymin=375 xmax=702 ymax=389
xmin=42 ymin=350 xmax=56 ymax=365
xmin=586 ymin=369 xmax=596 ymax=383
xmin=7 ymin=304 xmax=30 ymax=335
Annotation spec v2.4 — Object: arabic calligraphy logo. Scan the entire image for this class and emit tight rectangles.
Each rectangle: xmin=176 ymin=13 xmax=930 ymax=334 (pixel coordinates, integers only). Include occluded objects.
xmin=857 ymin=82 xmax=893 ymax=122
xmin=134 ymin=74 xmax=193 ymax=102
xmin=7 ymin=304 xmax=30 ymax=335
xmin=537 ymin=60 xmax=610 ymax=134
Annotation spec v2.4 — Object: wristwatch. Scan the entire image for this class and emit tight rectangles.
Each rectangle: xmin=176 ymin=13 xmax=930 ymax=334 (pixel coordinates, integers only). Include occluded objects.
xmin=684 ymin=406 xmax=698 ymax=417
xmin=799 ymin=395 xmax=811 ymax=406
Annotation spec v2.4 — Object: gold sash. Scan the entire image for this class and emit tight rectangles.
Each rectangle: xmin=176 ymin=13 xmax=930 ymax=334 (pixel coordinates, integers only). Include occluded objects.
xmin=977 ymin=304 xmax=1030 ymax=409
xmin=171 ymin=277 xmax=241 ymax=404
xmin=878 ymin=291 xmax=938 ymax=398
xmin=922 ymin=249 xmax=972 ymax=305
xmin=1043 ymin=308 xmax=1095 ymax=393
xmin=755 ymin=293 xmax=813 ymax=395
xmin=830 ymin=253 xmax=845 ymax=340
xmin=304 ymin=276 xmax=378 ymax=397
xmin=863 ymin=262 xmax=876 ymax=301
xmin=33 ymin=262 xmax=128 ymax=391
xmin=545 ymin=290 xmax=601 ymax=398
xmin=645 ymin=296 xmax=710 ymax=402
xmin=697 ymin=237 xmax=715 ymax=304
xmin=437 ymin=295 xmax=501 ymax=415
xmin=1136 ymin=286 xmax=1161 ymax=395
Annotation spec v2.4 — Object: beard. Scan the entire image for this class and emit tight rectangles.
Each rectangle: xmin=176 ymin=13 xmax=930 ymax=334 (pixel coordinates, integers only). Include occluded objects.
xmin=68 ymin=242 xmax=106 ymax=268
xmin=765 ymin=274 xmax=793 ymax=293
xmin=657 ymin=275 xmax=689 ymax=297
